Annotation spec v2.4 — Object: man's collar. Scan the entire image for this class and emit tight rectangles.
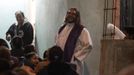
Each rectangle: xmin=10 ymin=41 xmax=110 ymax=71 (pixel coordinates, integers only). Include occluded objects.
xmin=15 ymin=19 xmax=28 ymax=26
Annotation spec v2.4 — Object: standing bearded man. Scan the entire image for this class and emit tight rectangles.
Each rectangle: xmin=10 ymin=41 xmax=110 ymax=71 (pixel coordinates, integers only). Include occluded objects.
xmin=55 ymin=8 xmax=93 ymax=75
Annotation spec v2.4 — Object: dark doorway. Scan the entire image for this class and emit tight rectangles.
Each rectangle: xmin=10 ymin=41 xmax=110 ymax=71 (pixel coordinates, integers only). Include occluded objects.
xmin=120 ymin=0 xmax=134 ymax=39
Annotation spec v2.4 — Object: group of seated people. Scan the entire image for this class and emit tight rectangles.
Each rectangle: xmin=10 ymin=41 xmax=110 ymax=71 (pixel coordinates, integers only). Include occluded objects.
xmin=0 ymin=37 xmax=78 ymax=75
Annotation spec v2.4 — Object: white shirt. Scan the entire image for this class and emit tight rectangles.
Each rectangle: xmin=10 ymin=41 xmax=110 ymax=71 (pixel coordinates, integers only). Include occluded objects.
xmin=56 ymin=23 xmax=93 ymax=61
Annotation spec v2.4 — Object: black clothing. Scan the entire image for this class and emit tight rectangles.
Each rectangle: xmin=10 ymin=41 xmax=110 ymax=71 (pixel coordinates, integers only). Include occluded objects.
xmin=37 ymin=62 xmax=78 ymax=75
xmin=11 ymin=48 xmax=24 ymax=58
xmin=6 ymin=22 xmax=33 ymax=47
xmin=58 ymin=24 xmax=84 ymax=62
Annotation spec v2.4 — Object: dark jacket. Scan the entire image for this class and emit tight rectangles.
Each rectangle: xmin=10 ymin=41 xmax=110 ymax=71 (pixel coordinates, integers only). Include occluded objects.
xmin=6 ymin=22 xmax=33 ymax=47
xmin=37 ymin=62 xmax=78 ymax=75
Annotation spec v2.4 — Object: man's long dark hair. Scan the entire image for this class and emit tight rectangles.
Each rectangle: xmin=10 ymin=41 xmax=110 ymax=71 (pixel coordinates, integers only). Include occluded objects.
xmin=64 ymin=8 xmax=81 ymax=26
xmin=48 ymin=45 xmax=63 ymax=63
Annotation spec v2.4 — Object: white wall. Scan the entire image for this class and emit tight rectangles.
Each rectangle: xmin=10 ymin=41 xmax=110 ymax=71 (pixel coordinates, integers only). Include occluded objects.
xmin=35 ymin=0 xmax=68 ymax=57
xmin=79 ymin=0 xmax=104 ymax=75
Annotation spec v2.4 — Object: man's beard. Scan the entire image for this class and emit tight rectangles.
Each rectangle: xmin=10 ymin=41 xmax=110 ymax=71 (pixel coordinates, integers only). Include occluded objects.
xmin=65 ymin=16 xmax=76 ymax=23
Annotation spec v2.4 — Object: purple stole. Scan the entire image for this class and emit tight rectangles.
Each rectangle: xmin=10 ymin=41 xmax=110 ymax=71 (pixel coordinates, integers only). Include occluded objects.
xmin=58 ymin=24 xmax=84 ymax=62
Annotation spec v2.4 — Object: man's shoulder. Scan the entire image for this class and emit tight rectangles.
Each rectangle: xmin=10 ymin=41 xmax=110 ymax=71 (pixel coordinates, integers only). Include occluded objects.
xmin=58 ymin=24 xmax=66 ymax=34
xmin=11 ymin=23 xmax=16 ymax=26
xmin=9 ymin=23 xmax=17 ymax=28
xmin=23 ymin=22 xmax=33 ymax=28
xmin=24 ymin=21 xmax=32 ymax=25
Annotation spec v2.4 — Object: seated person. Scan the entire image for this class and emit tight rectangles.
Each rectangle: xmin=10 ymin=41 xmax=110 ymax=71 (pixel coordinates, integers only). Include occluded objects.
xmin=22 ymin=52 xmax=39 ymax=75
xmin=10 ymin=36 xmax=24 ymax=58
xmin=37 ymin=45 xmax=78 ymax=75
xmin=24 ymin=44 xmax=36 ymax=56
xmin=24 ymin=52 xmax=39 ymax=69
xmin=0 ymin=38 xmax=9 ymax=48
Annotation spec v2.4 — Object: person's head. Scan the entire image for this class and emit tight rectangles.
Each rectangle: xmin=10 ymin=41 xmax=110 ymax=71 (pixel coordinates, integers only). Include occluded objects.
xmin=24 ymin=45 xmax=36 ymax=55
xmin=64 ymin=8 xmax=81 ymax=25
xmin=11 ymin=36 xmax=23 ymax=49
xmin=0 ymin=46 xmax=11 ymax=60
xmin=25 ymin=52 xmax=39 ymax=66
xmin=15 ymin=10 xmax=25 ymax=25
xmin=48 ymin=45 xmax=63 ymax=63
xmin=0 ymin=38 xmax=9 ymax=49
